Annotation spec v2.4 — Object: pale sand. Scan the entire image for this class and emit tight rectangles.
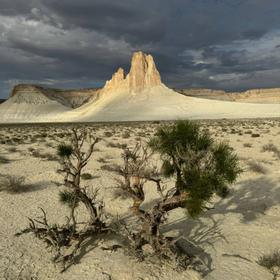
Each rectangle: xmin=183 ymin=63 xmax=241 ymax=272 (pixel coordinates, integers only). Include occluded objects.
xmin=0 ymin=119 xmax=280 ymax=279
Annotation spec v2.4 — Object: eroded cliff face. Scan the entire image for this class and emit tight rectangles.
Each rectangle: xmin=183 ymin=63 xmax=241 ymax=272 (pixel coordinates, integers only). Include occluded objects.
xmin=102 ymin=51 xmax=162 ymax=94
xmin=10 ymin=84 xmax=100 ymax=108
xmin=175 ymin=88 xmax=280 ymax=103
xmin=103 ymin=68 xmax=126 ymax=92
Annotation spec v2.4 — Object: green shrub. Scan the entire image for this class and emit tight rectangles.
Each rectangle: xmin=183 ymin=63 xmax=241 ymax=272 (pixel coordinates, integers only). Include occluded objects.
xmin=57 ymin=144 xmax=73 ymax=158
xmin=81 ymin=173 xmax=93 ymax=180
xmin=149 ymin=120 xmax=242 ymax=217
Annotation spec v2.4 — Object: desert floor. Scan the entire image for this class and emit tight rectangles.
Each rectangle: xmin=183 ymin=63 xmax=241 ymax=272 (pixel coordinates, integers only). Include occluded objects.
xmin=0 ymin=119 xmax=280 ymax=280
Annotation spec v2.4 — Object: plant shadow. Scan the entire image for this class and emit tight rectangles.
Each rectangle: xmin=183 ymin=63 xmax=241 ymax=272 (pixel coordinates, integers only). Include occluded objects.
xmin=160 ymin=176 xmax=280 ymax=276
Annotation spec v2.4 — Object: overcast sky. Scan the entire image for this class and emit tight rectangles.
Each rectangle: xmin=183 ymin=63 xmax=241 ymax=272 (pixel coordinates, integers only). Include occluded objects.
xmin=1 ymin=0 xmax=280 ymax=98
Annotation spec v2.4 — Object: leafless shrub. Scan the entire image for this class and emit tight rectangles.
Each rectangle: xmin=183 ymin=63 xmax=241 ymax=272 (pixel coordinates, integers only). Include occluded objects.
xmin=100 ymin=163 xmax=120 ymax=173
xmin=7 ymin=147 xmax=17 ymax=153
xmin=30 ymin=149 xmax=58 ymax=161
xmin=0 ymin=175 xmax=33 ymax=193
xmin=247 ymin=161 xmax=268 ymax=174
xmin=243 ymin=143 xmax=252 ymax=148
xmin=262 ymin=143 xmax=280 ymax=159
xmin=106 ymin=141 xmax=127 ymax=149
xmin=16 ymin=128 xmax=110 ymax=272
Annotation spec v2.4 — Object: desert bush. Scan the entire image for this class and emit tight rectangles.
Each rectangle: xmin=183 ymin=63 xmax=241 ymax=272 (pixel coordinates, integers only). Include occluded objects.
xmin=81 ymin=173 xmax=93 ymax=180
xmin=258 ymin=250 xmax=280 ymax=279
xmin=7 ymin=147 xmax=17 ymax=153
xmin=17 ymin=128 xmax=109 ymax=271
xmin=43 ymin=152 xmax=59 ymax=161
xmin=100 ymin=163 xmax=120 ymax=173
xmin=262 ymin=143 xmax=280 ymax=159
xmin=247 ymin=161 xmax=268 ymax=174
xmin=30 ymin=149 xmax=58 ymax=161
xmin=117 ymin=143 xmax=156 ymax=204
xmin=0 ymin=155 xmax=10 ymax=164
xmin=243 ymin=143 xmax=252 ymax=148
xmin=251 ymin=133 xmax=260 ymax=138
xmin=104 ymin=131 xmax=113 ymax=137
xmin=149 ymin=120 xmax=242 ymax=214
xmin=106 ymin=141 xmax=127 ymax=149
xmin=117 ymin=120 xmax=241 ymax=271
xmin=137 ymin=132 xmax=146 ymax=137
xmin=0 ymin=175 xmax=29 ymax=193
xmin=97 ymin=157 xmax=107 ymax=163
xmin=122 ymin=131 xmax=131 ymax=138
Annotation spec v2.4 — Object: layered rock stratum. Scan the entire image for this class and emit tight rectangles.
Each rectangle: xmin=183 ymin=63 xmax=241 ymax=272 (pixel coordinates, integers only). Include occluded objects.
xmin=11 ymin=84 xmax=101 ymax=108
xmin=2 ymin=50 xmax=280 ymax=122
xmin=175 ymin=88 xmax=280 ymax=103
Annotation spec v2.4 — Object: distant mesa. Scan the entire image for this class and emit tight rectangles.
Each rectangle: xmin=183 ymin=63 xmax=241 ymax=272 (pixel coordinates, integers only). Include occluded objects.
xmin=176 ymin=88 xmax=280 ymax=103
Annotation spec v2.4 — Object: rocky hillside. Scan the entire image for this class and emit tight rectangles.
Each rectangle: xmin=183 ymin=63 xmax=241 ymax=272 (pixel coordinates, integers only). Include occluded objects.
xmin=175 ymin=88 xmax=280 ymax=103
xmin=11 ymin=84 xmax=101 ymax=108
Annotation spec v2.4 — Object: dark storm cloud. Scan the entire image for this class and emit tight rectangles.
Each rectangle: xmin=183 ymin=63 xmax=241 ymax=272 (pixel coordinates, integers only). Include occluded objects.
xmin=1 ymin=0 xmax=280 ymax=98
xmin=43 ymin=0 xmax=166 ymax=44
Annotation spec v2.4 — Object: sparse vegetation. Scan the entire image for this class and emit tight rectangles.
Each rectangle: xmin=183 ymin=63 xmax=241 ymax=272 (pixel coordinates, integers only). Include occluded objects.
xmin=0 ymin=155 xmax=10 ymax=164
xmin=122 ymin=131 xmax=131 ymax=138
xmin=81 ymin=172 xmax=93 ymax=180
xmin=106 ymin=141 xmax=127 ymax=149
xmin=0 ymin=175 xmax=31 ymax=193
xmin=247 ymin=161 xmax=268 ymax=174
xmin=243 ymin=143 xmax=252 ymax=148
xmin=17 ymin=128 xmax=109 ymax=271
xmin=116 ymin=120 xmax=241 ymax=272
xmin=258 ymin=250 xmax=280 ymax=280
xmin=262 ymin=143 xmax=280 ymax=159
xmin=251 ymin=133 xmax=260 ymax=138
xmin=4 ymin=119 xmax=280 ymax=278
xmin=7 ymin=147 xmax=17 ymax=153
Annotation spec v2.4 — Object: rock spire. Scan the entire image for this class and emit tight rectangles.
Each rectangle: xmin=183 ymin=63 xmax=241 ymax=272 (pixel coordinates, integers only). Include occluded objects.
xmin=102 ymin=51 xmax=162 ymax=93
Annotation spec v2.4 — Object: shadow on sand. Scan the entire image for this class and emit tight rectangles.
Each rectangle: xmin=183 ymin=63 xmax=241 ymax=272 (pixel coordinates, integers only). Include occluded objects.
xmin=160 ymin=176 xmax=280 ymax=276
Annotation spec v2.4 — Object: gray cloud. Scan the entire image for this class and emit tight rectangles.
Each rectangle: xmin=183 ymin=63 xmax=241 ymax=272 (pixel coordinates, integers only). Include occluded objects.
xmin=1 ymin=0 xmax=280 ymax=98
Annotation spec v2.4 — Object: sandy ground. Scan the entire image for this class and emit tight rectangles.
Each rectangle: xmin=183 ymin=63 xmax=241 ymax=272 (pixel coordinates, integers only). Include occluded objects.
xmin=0 ymin=119 xmax=280 ymax=279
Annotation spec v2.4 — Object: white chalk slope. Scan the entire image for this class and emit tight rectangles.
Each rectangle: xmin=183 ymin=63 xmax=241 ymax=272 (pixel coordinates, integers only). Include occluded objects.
xmin=2 ymin=84 xmax=280 ymax=123
xmin=69 ymin=84 xmax=280 ymax=122
xmin=0 ymin=90 xmax=70 ymax=123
